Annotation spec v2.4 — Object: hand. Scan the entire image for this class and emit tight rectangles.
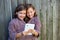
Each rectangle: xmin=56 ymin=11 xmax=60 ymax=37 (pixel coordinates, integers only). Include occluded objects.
xmin=16 ymin=31 xmax=29 ymax=38
xmin=16 ymin=33 xmax=22 ymax=38
xmin=23 ymin=31 xmax=29 ymax=36
xmin=23 ymin=29 xmax=34 ymax=36
xmin=28 ymin=29 xmax=32 ymax=33
xmin=31 ymin=29 xmax=39 ymax=36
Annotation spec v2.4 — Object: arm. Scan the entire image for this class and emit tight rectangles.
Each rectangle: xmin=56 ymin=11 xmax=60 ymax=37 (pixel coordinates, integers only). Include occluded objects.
xmin=35 ymin=17 xmax=41 ymax=37
xmin=8 ymin=21 xmax=30 ymax=40
xmin=8 ymin=21 xmax=17 ymax=40
xmin=32 ymin=17 xmax=41 ymax=37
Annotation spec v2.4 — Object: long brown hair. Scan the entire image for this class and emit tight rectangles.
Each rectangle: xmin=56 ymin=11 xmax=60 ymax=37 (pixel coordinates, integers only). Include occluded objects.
xmin=26 ymin=4 xmax=37 ymax=17
xmin=25 ymin=4 xmax=37 ymax=23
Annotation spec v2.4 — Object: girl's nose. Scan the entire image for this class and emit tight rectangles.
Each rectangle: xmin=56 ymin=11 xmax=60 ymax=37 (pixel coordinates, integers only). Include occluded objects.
xmin=29 ymin=13 xmax=31 ymax=16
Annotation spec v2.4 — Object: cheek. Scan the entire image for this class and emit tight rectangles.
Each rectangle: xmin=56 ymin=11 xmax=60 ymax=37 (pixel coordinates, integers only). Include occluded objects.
xmin=18 ymin=14 xmax=21 ymax=16
xmin=22 ymin=13 xmax=26 ymax=17
xmin=17 ymin=14 xmax=21 ymax=17
xmin=31 ymin=12 xmax=34 ymax=17
xmin=23 ymin=14 xmax=26 ymax=17
xmin=17 ymin=14 xmax=26 ymax=19
xmin=32 ymin=11 xmax=35 ymax=14
xmin=27 ymin=13 xmax=29 ymax=16
xmin=32 ymin=13 xmax=35 ymax=16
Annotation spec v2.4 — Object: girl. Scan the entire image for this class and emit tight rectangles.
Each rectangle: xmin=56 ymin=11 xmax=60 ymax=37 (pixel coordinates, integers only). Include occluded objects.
xmin=8 ymin=4 xmax=31 ymax=40
xmin=25 ymin=4 xmax=41 ymax=40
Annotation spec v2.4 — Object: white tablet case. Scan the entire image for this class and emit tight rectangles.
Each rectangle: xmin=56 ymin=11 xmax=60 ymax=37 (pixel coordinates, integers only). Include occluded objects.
xmin=24 ymin=24 xmax=35 ymax=35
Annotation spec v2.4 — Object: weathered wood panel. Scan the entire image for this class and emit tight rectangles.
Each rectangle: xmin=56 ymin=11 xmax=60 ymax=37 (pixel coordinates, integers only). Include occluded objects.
xmin=41 ymin=0 xmax=47 ymax=40
xmin=52 ymin=0 xmax=58 ymax=40
xmin=47 ymin=0 xmax=53 ymax=40
xmin=57 ymin=0 xmax=60 ymax=40
xmin=0 ymin=0 xmax=5 ymax=40
xmin=4 ymin=0 xmax=12 ymax=40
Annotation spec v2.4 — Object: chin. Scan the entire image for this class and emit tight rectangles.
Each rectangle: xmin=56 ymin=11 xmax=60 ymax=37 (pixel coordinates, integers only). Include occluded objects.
xmin=30 ymin=17 xmax=33 ymax=19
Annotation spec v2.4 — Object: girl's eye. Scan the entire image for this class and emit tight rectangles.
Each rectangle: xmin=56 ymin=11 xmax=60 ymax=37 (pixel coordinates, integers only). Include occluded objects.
xmin=20 ymin=12 xmax=24 ymax=14
xmin=23 ymin=13 xmax=26 ymax=14
xmin=20 ymin=13 xmax=22 ymax=14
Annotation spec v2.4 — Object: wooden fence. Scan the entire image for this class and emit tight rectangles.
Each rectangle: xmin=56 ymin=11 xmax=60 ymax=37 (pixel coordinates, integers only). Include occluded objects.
xmin=0 ymin=0 xmax=60 ymax=40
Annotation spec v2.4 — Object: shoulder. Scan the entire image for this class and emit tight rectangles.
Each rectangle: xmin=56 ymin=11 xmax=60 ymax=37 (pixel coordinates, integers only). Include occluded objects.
xmin=34 ymin=17 xmax=40 ymax=21
xmin=33 ymin=17 xmax=41 ymax=25
xmin=9 ymin=18 xmax=18 ymax=25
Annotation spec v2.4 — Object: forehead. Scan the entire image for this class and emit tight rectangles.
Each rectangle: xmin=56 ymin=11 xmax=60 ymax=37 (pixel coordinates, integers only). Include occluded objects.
xmin=27 ymin=7 xmax=34 ymax=11
xmin=19 ymin=10 xmax=26 ymax=13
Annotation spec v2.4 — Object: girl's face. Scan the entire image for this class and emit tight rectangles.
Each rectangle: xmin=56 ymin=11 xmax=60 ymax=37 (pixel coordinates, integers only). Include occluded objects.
xmin=16 ymin=10 xmax=26 ymax=20
xmin=27 ymin=7 xmax=35 ymax=19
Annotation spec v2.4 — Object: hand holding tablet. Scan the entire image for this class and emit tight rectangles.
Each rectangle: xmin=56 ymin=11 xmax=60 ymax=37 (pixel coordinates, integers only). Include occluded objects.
xmin=24 ymin=24 xmax=35 ymax=35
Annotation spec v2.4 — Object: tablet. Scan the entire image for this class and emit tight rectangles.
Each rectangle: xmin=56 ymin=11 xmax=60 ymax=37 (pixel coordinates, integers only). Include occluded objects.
xmin=24 ymin=24 xmax=35 ymax=35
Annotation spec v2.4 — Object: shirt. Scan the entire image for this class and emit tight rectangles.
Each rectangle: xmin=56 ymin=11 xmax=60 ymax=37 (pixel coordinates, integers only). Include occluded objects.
xmin=8 ymin=17 xmax=41 ymax=40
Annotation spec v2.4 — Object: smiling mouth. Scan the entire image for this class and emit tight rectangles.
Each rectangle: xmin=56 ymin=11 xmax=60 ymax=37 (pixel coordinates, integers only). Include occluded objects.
xmin=20 ymin=16 xmax=24 ymax=18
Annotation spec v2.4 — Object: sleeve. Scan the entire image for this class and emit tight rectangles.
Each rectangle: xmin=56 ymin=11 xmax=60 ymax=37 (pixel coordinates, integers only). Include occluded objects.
xmin=8 ymin=21 xmax=17 ymax=40
xmin=35 ymin=17 xmax=41 ymax=37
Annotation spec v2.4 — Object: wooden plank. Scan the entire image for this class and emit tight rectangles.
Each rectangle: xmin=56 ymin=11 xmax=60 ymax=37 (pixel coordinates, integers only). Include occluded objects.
xmin=4 ymin=0 xmax=12 ymax=19
xmin=25 ymin=0 xmax=33 ymax=4
xmin=41 ymin=0 xmax=47 ymax=40
xmin=11 ymin=0 xmax=17 ymax=18
xmin=57 ymin=0 xmax=60 ymax=40
xmin=52 ymin=0 xmax=58 ymax=40
xmin=33 ymin=0 xmax=41 ymax=18
xmin=0 ymin=0 xmax=6 ymax=40
xmin=17 ymin=0 xmax=24 ymax=4
xmin=47 ymin=0 xmax=53 ymax=40
xmin=4 ymin=0 xmax=12 ymax=40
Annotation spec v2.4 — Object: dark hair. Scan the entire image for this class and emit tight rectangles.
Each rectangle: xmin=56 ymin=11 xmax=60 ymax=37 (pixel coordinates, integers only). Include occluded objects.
xmin=26 ymin=4 xmax=37 ymax=17
xmin=13 ymin=4 xmax=26 ymax=18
